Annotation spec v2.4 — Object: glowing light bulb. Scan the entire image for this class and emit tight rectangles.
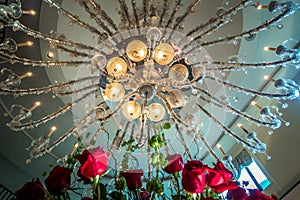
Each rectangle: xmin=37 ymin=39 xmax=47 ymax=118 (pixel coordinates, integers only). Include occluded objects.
xmin=48 ymin=126 xmax=57 ymax=137
xmin=29 ymin=101 xmax=41 ymax=111
xmin=106 ymin=57 xmax=127 ymax=78
xmin=126 ymin=40 xmax=147 ymax=62
xmin=147 ymin=103 xmax=165 ymax=122
xmin=46 ymin=51 xmax=55 ymax=59
xmin=122 ymin=101 xmax=141 ymax=120
xmin=105 ymin=83 xmax=125 ymax=102
xmin=169 ymin=63 xmax=189 ymax=82
xmin=237 ymin=123 xmax=243 ymax=128
xmin=154 ymin=43 xmax=174 ymax=65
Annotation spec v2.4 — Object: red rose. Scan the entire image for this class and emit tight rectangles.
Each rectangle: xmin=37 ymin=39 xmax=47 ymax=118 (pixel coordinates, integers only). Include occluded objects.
xmin=211 ymin=180 xmax=238 ymax=193
xmin=45 ymin=165 xmax=72 ymax=194
xmin=14 ymin=178 xmax=45 ymax=200
xmin=163 ymin=154 xmax=184 ymax=174
xmin=226 ymin=187 xmax=248 ymax=200
xmin=76 ymin=147 xmax=110 ymax=182
xmin=182 ymin=160 xmax=207 ymax=194
xmin=120 ymin=169 xmax=144 ymax=191
xmin=248 ymin=189 xmax=273 ymax=200
xmin=207 ymin=161 xmax=237 ymax=192
xmin=81 ymin=198 xmax=93 ymax=200
xmin=201 ymin=198 xmax=219 ymax=200
xmin=140 ymin=188 xmax=150 ymax=199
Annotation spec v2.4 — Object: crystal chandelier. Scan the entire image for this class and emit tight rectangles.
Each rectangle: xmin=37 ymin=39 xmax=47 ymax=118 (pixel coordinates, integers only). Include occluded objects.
xmin=0 ymin=0 xmax=299 ymax=178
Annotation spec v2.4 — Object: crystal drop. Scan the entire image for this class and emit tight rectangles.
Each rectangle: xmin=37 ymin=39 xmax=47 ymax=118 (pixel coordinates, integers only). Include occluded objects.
xmin=26 ymin=159 xmax=31 ymax=164
xmin=285 ymin=122 xmax=290 ymax=126
xmin=268 ymin=130 xmax=273 ymax=135
xmin=282 ymin=103 xmax=288 ymax=108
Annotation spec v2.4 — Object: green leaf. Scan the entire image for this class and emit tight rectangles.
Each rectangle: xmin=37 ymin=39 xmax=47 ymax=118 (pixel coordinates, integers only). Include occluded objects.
xmin=163 ymin=122 xmax=171 ymax=130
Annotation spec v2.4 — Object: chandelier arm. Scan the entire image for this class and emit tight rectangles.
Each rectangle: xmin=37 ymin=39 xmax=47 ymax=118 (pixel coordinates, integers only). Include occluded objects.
xmin=0 ymin=76 xmax=99 ymax=96
xmin=90 ymin=125 xmax=104 ymax=146
xmin=143 ymin=0 xmax=149 ymax=25
xmin=117 ymin=0 xmax=131 ymax=29
xmin=98 ymin=91 xmax=138 ymax=121
xmin=147 ymin=127 xmax=151 ymax=179
xmin=131 ymin=0 xmax=140 ymax=28
xmin=55 ymin=45 xmax=93 ymax=58
xmin=78 ymin=1 xmax=114 ymax=36
xmin=204 ymin=76 xmax=295 ymax=100
xmin=201 ymin=6 xmax=294 ymax=47
xmin=7 ymin=89 xmax=98 ymax=131
xmin=175 ymin=124 xmax=193 ymax=160
xmin=0 ymin=52 xmax=90 ymax=67
xmin=110 ymin=128 xmax=122 ymax=151
xmin=206 ymin=56 xmax=297 ymax=71
xmin=161 ymin=131 xmax=170 ymax=156
xmin=196 ymin=103 xmax=265 ymax=153
xmin=40 ymin=109 xmax=97 ymax=158
xmin=196 ymin=130 xmax=219 ymax=161
xmin=156 ymin=92 xmax=188 ymax=128
xmin=11 ymin=20 xmax=98 ymax=52
xmin=55 ymin=83 xmax=100 ymax=96
xmin=186 ymin=0 xmax=251 ymax=37
xmin=117 ymin=121 xmax=130 ymax=150
xmin=159 ymin=0 xmax=169 ymax=26
xmin=87 ymin=0 xmax=119 ymax=32
xmin=165 ymin=0 xmax=184 ymax=28
xmin=173 ymin=0 xmax=202 ymax=30
xmin=138 ymin=99 xmax=147 ymax=145
xmin=195 ymin=87 xmax=278 ymax=127
xmin=42 ymin=0 xmax=107 ymax=40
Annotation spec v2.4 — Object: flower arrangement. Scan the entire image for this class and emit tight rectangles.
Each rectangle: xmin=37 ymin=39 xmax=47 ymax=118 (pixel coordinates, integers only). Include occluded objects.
xmin=12 ymin=126 xmax=279 ymax=200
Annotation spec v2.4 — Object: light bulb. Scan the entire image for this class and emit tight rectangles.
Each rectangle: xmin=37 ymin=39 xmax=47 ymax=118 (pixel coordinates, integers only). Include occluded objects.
xmin=126 ymin=40 xmax=147 ymax=62
xmin=147 ymin=103 xmax=165 ymax=122
xmin=153 ymin=43 xmax=174 ymax=65
xmin=166 ymin=89 xmax=186 ymax=108
xmin=122 ymin=101 xmax=141 ymax=120
xmin=169 ymin=63 xmax=189 ymax=82
xmin=106 ymin=57 xmax=127 ymax=78
xmin=105 ymin=83 xmax=125 ymax=102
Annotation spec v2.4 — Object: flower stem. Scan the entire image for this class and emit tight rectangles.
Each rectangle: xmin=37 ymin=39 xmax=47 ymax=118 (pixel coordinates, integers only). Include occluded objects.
xmin=97 ymin=182 xmax=101 ymax=200
xmin=174 ymin=172 xmax=181 ymax=200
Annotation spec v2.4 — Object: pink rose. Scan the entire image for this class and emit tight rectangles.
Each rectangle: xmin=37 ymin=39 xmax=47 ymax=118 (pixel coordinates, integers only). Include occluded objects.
xmin=45 ymin=165 xmax=72 ymax=194
xmin=14 ymin=178 xmax=45 ymax=200
xmin=163 ymin=154 xmax=184 ymax=174
xmin=120 ymin=169 xmax=144 ymax=191
xmin=182 ymin=160 xmax=207 ymax=194
xmin=76 ymin=147 xmax=110 ymax=182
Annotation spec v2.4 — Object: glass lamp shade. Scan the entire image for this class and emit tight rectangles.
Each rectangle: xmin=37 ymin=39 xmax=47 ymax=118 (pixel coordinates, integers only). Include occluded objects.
xmin=122 ymin=101 xmax=141 ymax=120
xmin=126 ymin=40 xmax=148 ymax=62
xmin=104 ymin=83 xmax=125 ymax=102
xmin=106 ymin=57 xmax=127 ymax=78
xmin=169 ymin=63 xmax=189 ymax=82
xmin=147 ymin=103 xmax=165 ymax=122
xmin=166 ymin=89 xmax=186 ymax=108
xmin=153 ymin=43 xmax=175 ymax=65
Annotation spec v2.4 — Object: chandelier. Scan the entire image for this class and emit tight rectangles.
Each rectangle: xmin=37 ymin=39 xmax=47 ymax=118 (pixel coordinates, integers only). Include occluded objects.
xmin=0 ymin=0 xmax=300 ymax=196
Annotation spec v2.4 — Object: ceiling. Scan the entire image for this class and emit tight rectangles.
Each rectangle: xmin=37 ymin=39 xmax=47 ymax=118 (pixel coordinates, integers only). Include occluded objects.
xmin=0 ymin=0 xmax=299 ymax=197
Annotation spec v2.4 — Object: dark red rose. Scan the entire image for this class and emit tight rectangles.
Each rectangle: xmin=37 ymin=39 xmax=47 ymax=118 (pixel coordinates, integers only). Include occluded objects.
xmin=45 ymin=165 xmax=72 ymax=194
xmin=81 ymin=198 xmax=93 ymax=200
xmin=201 ymin=198 xmax=219 ymax=200
xmin=14 ymin=178 xmax=45 ymax=200
xmin=76 ymin=147 xmax=110 ymax=182
xmin=226 ymin=186 xmax=248 ymax=200
xmin=207 ymin=161 xmax=237 ymax=193
xmin=120 ymin=169 xmax=144 ymax=191
xmin=270 ymin=194 xmax=279 ymax=200
xmin=163 ymin=154 xmax=184 ymax=174
xmin=182 ymin=160 xmax=207 ymax=194
xmin=140 ymin=188 xmax=150 ymax=199
xmin=248 ymin=189 xmax=273 ymax=200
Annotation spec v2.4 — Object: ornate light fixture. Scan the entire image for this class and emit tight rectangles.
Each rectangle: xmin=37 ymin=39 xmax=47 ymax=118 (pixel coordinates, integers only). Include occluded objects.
xmin=0 ymin=0 xmax=299 ymax=183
